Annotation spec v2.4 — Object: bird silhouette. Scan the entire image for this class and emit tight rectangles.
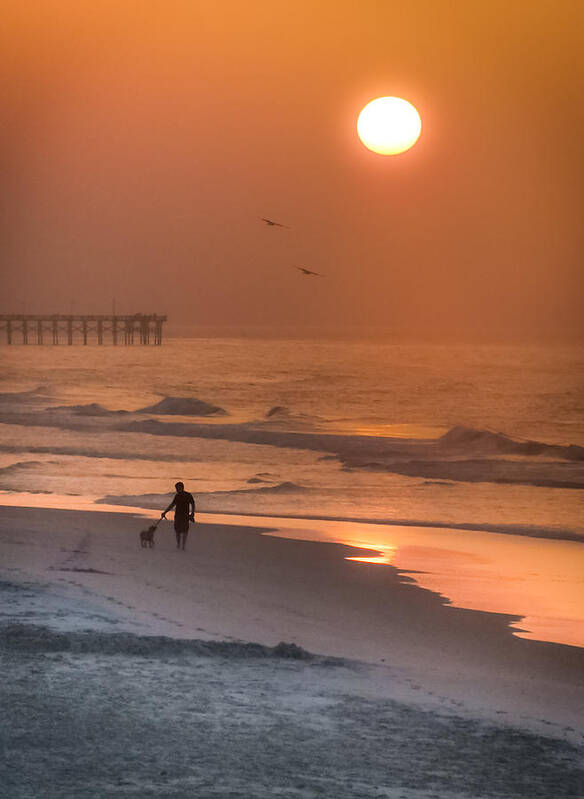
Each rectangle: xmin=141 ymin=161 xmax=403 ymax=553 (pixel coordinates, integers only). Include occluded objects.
xmin=259 ymin=217 xmax=290 ymax=228
xmin=292 ymin=265 xmax=325 ymax=277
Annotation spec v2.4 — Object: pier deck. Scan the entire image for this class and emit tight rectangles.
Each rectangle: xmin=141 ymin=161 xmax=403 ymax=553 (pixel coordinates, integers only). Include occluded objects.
xmin=0 ymin=314 xmax=167 ymax=345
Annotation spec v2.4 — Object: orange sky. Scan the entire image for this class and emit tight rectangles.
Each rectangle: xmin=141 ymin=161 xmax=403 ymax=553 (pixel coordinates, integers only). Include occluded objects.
xmin=2 ymin=0 xmax=583 ymax=340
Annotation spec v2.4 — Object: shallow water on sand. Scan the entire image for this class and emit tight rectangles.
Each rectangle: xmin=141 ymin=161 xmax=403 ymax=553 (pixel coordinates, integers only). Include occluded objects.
xmin=0 ymin=338 xmax=582 ymax=647
xmin=235 ymin=513 xmax=584 ymax=649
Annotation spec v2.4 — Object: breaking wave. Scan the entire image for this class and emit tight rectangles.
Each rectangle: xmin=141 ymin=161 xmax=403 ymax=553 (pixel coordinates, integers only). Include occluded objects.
xmin=266 ymin=405 xmax=291 ymax=418
xmin=49 ymin=403 xmax=129 ymax=417
xmin=109 ymin=420 xmax=584 ymax=488
xmin=0 ymin=394 xmax=227 ymax=418
xmin=96 ymin=491 xmax=174 ymax=508
xmin=261 ymin=405 xmax=322 ymax=429
xmin=45 ymin=397 xmax=227 ymax=417
xmin=345 ymin=459 xmax=584 ymax=489
xmin=98 ymin=482 xmax=307 ymax=508
xmin=115 ymin=419 xmax=583 ymax=462
xmin=0 ymin=444 xmax=190 ymax=462
xmin=136 ymin=396 xmax=227 ymax=416
xmin=0 ymin=389 xmax=582 ymax=490
xmin=203 ymin=481 xmax=306 ymax=496
xmin=0 ymin=386 xmax=53 ymax=404
xmin=437 ymin=426 xmax=584 ymax=459
xmin=0 ymin=460 xmax=45 ymax=475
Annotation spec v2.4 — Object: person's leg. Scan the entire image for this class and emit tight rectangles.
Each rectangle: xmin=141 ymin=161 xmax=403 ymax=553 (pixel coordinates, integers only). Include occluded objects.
xmin=175 ymin=529 xmax=181 ymax=548
xmin=181 ymin=531 xmax=188 ymax=550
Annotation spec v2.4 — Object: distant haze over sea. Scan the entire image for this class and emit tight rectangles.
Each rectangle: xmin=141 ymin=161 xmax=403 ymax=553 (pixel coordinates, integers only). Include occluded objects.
xmin=162 ymin=325 xmax=584 ymax=344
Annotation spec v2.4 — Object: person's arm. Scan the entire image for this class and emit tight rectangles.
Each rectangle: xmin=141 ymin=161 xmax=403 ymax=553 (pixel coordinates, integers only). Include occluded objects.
xmin=189 ymin=493 xmax=195 ymax=521
xmin=161 ymin=495 xmax=177 ymax=519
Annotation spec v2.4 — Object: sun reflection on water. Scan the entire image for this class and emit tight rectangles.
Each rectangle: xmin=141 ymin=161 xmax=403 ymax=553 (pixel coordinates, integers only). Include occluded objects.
xmin=346 ymin=547 xmax=396 ymax=565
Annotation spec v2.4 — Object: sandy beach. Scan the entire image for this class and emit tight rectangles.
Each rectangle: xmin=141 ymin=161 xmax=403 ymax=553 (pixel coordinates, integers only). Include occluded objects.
xmin=5 ymin=0 xmax=584 ymax=794
xmin=1 ymin=503 xmax=583 ymax=798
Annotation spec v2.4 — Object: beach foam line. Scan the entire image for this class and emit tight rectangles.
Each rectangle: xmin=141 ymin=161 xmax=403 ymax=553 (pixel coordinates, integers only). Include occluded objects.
xmin=94 ymin=491 xmax=584 ymax=543
xmin=0 ymin=622 xmax=324 ymax=662
xmin=4 ymin=489 xmax=582 ymax=543
xmin=2 ymin=495 xmax=582 ymax=648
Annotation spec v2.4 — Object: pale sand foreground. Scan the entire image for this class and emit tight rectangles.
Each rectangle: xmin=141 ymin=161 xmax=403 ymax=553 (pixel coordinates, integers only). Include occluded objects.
xmin=1 ymin=504 xmax=584 ymax=798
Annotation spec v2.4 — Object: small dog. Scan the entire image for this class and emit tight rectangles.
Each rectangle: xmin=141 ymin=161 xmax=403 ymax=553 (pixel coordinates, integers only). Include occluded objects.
xmin=139 ymin=525 xmax=156 ymax=548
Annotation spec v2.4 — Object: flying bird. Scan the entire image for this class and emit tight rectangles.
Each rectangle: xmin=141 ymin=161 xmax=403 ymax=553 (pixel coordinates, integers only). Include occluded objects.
xmin=292 ymin=265 xmax=325 ymax=277
xmin=259 ymin=217 xmax=290 ymax=228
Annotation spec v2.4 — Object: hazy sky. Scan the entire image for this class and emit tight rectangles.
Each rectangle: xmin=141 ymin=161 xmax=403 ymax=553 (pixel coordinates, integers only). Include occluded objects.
xmin=2 ymin=1 xmax=583 ymax=339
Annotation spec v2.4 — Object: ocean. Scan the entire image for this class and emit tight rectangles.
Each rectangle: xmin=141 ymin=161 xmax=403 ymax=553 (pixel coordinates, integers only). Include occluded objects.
xmin=0 ymin=338 xmax=582 ymax=534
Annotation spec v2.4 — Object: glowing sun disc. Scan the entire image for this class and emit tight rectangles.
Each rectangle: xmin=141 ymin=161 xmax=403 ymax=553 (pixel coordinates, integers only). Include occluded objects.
xmin=357 ymin=96 xmax=421 ymax=155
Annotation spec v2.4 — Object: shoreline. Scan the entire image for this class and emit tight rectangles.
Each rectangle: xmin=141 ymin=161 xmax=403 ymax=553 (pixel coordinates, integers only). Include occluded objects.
xmin=2 ymin=495 xmax=583 ymax=648
xmin=1 ymin=503 xmax=583 ymax=741
xmin=3 ymin=488 xmax=584 ymax=542
xmin=181 ymin=507 xmax=584 ymax=544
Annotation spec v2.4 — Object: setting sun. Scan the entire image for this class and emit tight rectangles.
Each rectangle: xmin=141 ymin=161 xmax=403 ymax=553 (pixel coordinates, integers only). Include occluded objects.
xmin=357 ymin=96 xmax=422 ymax=155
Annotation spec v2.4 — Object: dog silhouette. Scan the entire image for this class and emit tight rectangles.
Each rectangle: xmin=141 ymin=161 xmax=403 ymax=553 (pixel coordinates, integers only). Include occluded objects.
xmin=139 ymin=525 xmax=156 ymax=548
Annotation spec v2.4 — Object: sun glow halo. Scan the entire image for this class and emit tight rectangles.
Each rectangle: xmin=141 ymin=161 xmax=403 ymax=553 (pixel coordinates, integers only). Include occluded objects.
xmin=357 ymin=96 xmax=421 ymax=155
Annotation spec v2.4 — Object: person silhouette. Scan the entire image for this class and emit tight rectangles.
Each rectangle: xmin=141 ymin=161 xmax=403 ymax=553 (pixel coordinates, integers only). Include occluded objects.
xmin=161 ymin=482 xmax=195 ymax=550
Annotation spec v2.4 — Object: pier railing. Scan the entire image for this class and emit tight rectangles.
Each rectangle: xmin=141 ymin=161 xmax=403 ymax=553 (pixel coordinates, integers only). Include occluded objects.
xmin=0 ymin=314 xmax=167 ymax=345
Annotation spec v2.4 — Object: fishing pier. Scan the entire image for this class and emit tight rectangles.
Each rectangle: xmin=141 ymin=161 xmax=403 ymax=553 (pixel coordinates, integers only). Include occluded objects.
xmin=0 ymin=314 xmax=167 ymax=345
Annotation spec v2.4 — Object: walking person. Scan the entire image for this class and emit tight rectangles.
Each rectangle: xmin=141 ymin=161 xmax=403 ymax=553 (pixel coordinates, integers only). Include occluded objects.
xmin=161 ymin=482 xmax=195 ymax=550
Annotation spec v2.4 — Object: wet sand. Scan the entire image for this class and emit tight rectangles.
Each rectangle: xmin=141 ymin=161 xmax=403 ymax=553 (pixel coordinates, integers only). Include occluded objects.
xmin=2 ymin=493 xmax=583 ymax=647
xmin=198 ymin=512 xmax=584 ymax=648
xmin=1 ymin=503 xmax=583 ymax=797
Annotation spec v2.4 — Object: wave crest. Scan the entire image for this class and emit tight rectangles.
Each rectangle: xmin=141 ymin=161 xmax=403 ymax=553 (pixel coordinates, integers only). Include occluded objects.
xmin=137 ymin=396 xmax=227 ymax=416
xmin=437 ymin=426 xmax=584 ymax=461
xmin=0 ymin=386 xmax=53 ymax=404
xmin=50 ymin=402 xmax=128 ymax=417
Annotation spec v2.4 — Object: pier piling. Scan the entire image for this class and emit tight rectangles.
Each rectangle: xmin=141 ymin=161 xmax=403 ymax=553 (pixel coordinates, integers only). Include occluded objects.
xmin=0 ymin=314 xmax=167 ymax=345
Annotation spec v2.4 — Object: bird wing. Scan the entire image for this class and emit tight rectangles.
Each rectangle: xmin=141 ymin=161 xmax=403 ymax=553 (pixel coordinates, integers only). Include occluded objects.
xmin=293 ymin=265 xmax=325 ymax=276
xmin=259 ymin=217 xmax=289 ymax=228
